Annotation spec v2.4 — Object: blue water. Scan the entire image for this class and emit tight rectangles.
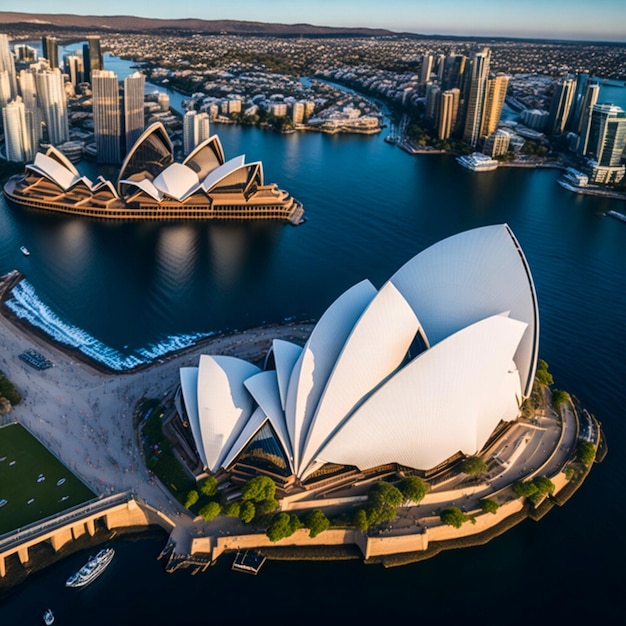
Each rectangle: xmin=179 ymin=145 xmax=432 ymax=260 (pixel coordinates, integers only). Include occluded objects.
xmin=1 ymin=50 xmax=626 ymax=623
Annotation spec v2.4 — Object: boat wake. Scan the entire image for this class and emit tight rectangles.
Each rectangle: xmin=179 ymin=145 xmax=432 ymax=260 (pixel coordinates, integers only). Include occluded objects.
xmin=5 ymin=279 xmax=215 ymax=371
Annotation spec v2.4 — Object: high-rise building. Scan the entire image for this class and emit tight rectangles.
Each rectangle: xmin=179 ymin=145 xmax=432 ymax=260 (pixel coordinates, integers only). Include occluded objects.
xmin=419 ymin=54 xmax=434 ymax=93
xmin=568 ymin=70 xmax=591 ymax=130
xmin=41 ymin=36 xmax=59 ymax=69
xmin=462 ymin=48 xmax=491 ymax=147
xmin=124 ymin=71 xmax=145 ymax=154
xmin=483 ymin=128 xmax=510 ymax=157
xmin=84 ymin=36 xmax=103 ymax=83
xmin=480 ymin=72 xmax=509 ymax=138
xmin=183 ymin=110 xmax=211 ymax=155
xmin=32 ymin=65 xmax=69 ymax=145
xmin=91 ymin=69 xmax=121 ymax=163
xmin=0 ymin=33 xmax=18 ymax=106
xmin=2 ymin=96 xmax=34 ymax=161
xmin=424 ymin=84 xmax=441 ymax=129
xmin=66 ymin=52 xmax=85 ymax=86
xmin=292 ymin=101 xmax=305 ymax=125
xmin=441 ymin=54 xmax=466 ymax=91
xmin=547 ymin=77 xmax=576 ymax=135
xmin=585 ymin=103 xmax=626 ymax=166
xmin=17 ymin=69 xmax=41 ymax=150
xmin=576 ymin=82 xmax=600 ymax=155
xmin=438 ymin=88 xmax=460 ymax=140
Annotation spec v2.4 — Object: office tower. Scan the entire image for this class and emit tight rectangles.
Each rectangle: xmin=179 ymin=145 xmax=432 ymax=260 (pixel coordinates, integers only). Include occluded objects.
xmin=0 ymin=33 xmax=17 ymax=105
xmin=124 ymin=71 xmax=145 ymax=153
xmin=462 ymin=48 xmax=491 ymax=147
xmin=438 ymin=88 xmax=460 ymax=140
xmin=576 ymin=82 xmax=600 ymax=155
xmin=435 ymin=53 xmax=446 ymax=84
xmin=585 ymin=104 xmax=626 ymax=166
xmin=568 ymin=70 xmax=590 ymax=130
xmin=183 ymin=110 xmax=210 ymax=155
xmin=424 ymin=84 xmax=441 ymax=129
xmin=92 ymin=69 xmax=121 ymax=163
xmin=13 ymin=44 xmax=38 ymax=63
xmin=441 ymin=54 xmax=466 ymax=91
xmin=66 ymin=52 xmax=84 ymax=86
xmin=2 ymin=96 xmax=34 ymax=161
xmin=17 ymin=69 xmax=42 ymax=149
xmin=420 ymin=54 xmax=433 ymax=85
xmin=292 ymin=101 xmax=305 ymax=125
xmin=483 ymin=129 xmax=510 ymax=157
xmin=41 ymin=36 xmax=59 ymax=69
xmin=33 ymin=65 xmax=69 ymax=145
xmin=520 ymin=108 xmax=549 ymax=131
xmin=480 ymin=72 xmax=509 ymax=138
xmin=83 ymin=36 xmax=102 ymax=83
xmin=547 ymin=77 xmax=576 ymax=135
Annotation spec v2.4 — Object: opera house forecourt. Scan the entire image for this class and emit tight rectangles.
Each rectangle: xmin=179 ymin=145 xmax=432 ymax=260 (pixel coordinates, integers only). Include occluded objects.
xmin=2 ymin=122 xmax=305 ymax=224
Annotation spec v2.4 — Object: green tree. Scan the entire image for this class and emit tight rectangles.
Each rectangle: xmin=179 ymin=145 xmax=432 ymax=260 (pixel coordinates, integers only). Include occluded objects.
xmin=480 ymin=499 xmax=499 ymax=514
xmin=396 ymin=476 xmax=428 ymax=503
xmin=535 ymin=359 xmax=554 ymax=386
xmin=459 ymin=456 xmax=487 ymax=475
xmin=239 ymin=500 xmax=256 ymax=523
xmin=576 ymin=440 xmax=596 ymax=466
xmin=440 ymin=507 xmax=473 ymax=528
xmin=199 ymin=501 xmax=222 ymax=521
xmin=223 ymin=501 xmax=241 ymax=517
xmin=532 ymin=475 xmax=555 ymax=495
xmin=513 ymin=479 xmax=538 ymax=498
xmin=184 ymin=490 xmax=199 ymax=509
xmin=551 ymin=389 xmax=571 ymax=410
xmin=366 ymin=481 xmax=403 ymax=526
xmin=266 ymin=512 xmax=303 ymax=542
xmin=0 ymin=373 xmax=21 ymax=406
xmin=241 ymin=475 xmax=276 ymax=502
xmin=255 ymin=498 xmax=280 ymax=517
xmin=199 ymin=476 xmax=218 ymax=497
xmin=353 ymin=508 xmax=369 ymax=531
xmin=303 ymin=509 xmax=330 ymax=538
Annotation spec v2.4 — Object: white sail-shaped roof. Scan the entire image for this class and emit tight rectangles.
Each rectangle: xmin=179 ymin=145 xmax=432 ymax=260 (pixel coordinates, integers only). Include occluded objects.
xmin=390 ymin=223 xmax=538 ymax=396
xmin=179 ymin=367 xmax=205 ymax=467
xmin=299 ymin=281 xmax=424 ymax=472
xmin=285 ymin=279 xmax=378 ymax=472
xmin=118 ymin=177 xmax=163 ymax=201
xmin=219 ymin=406 xmax=268 ymax=470
xmin=196 ymin=354 xmax=261 ymax=472
xmin=27 ymin=152 xmax=86 ymax=191
xmin=270 ymin=340 xmax=303 ymax=411
xmin=201 ymin=155 xmax=246 ymax=192
xmin=309 ymin=314 xmax=528 ymax=476
xmin=152 ymin=162 xmax=201 ymax=201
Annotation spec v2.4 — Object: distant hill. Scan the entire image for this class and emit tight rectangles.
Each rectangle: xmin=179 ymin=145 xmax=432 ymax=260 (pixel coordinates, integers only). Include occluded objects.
xmin=0 ymin=11 xmax=395 ymax=37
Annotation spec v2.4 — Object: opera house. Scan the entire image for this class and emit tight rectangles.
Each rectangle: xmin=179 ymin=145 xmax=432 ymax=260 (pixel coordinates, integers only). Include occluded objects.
xmin=3 ymin=122 xmax=304 ymax=224
xmin=174 ymin=224 xmax=539 ymax=492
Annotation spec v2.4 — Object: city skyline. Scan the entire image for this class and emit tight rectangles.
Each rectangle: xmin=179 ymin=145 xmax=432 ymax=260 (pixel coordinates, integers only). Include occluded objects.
xmin=5 ymin=1 xmax=626 ymax=43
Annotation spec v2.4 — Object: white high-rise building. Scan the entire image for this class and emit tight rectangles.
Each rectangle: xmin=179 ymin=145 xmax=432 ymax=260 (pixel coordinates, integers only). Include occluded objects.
xmin=462 ymin=48 xmax=491 ymax=147
xmin=32 ymin=65 xmax=69 ymax=146
xmin=0 ymin=33 xmax=17 ymax=105
xmin=2 ymin=96 xmax=34 ymax=162
xmin=124 ymin=71 xmax=145 ymax=154
xmin=92 ymin=69 xmax=121 ymax=164
xmin=183 ymin=110 xmax=210 ymax=155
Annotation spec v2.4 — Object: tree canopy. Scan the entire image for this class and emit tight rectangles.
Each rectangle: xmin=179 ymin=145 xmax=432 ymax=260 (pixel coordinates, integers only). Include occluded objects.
xmin=440 ymin=507 xmax=474 ymax=528
xmin=241 ymin=475 xmax=276 ymax=502
xmin=199 ymin=476 xmax=219 ymax=497
xmin=303 ymin=509 xmax=331 ymax=538
xmin=396 ymin=476 xmax=428 ymax=503
xmin=576 ymin=440 xmax=596 ymax=466
xmin=266 ymin=512 xmax=303 ymax=542
xmin=199 ymin=501 xmax=222 ymax=521
xmin=459 ymin=456 xmax=487 ymax=475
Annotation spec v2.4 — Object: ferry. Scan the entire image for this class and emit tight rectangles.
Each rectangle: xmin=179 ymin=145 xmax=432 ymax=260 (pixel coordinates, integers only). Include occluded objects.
xmin=607 ymin=210 xmax=626 ymax=224
xmin=456 ymin=152 xmax=499 ymax=172
xmin=20 ymin=246 xmax=30 ymax=256
xmin=65 ymin=547 xmax=115 ymax=588
xmin=43 ymin=608 xmax=55 ymax=625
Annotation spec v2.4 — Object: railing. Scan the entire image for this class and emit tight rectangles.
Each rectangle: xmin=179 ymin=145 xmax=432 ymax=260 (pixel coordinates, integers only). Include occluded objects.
xmin=0 ymin=491 xmax=134 ymax=554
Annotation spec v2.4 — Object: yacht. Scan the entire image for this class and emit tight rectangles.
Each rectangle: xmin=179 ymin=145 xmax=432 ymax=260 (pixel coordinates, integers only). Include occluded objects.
xmin=43 ymin=608 xmax=55 ymax=625
xmin=20 ymin=246 xmax=30 ymax=256
xmin=65 ymin=548 xmax=115 ymax=588
xmin=456 ymin=152 xmax=499 ymax=172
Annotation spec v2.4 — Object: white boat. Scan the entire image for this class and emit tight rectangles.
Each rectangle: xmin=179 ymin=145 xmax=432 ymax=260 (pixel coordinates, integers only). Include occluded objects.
xmin=0 ymin=499 xmax=7 ymax=508
xmin=37 ymin=473 xmax=45 ymax=482
xmin=456 ymin=152 xmax=499 ymax=172
xmin=56 ymin=478 xmax=66 ymax=486
xmin=20 ymin=246 xmax=30 ymax=256
xmin=27 ymin=498 xmax=35 ymax=505
xmin=607 ymin=210 xmax=626 ymax=224
xmin=65 ymin=548 xmax=115 ymax=588
xmin=43 ymin=608 xmax=54 ymax=625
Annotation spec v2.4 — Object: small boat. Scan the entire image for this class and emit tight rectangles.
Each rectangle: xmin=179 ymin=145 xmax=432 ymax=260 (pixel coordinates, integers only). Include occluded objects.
xmin=0 ymin=499 xmax=7 ymax=508
xmin=43 ymin=608 xmax=54 ymax=625
xmin=9 ymin=460 xmax=16 ymax=466
xmin=56 ymin=478 xmax=66 ymax=486
xmin=20 ymin=246 xmax=30 ymax=256
xmin=27 ymin=498 xmax=35 ymax=505
xmin=59 ymin=495 xmax=69 ymax=502
xmin=37 ymin=473 xmax=45 ymax=482
xmin=0 ymin=456 xmax=7 ymax=461
xmin=66 ymin=548 xmax=115 ymax=588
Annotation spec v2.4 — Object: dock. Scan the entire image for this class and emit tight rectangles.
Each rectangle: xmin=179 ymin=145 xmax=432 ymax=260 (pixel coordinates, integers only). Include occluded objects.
xmin=231 ymin=550 xmax=266 ymax=575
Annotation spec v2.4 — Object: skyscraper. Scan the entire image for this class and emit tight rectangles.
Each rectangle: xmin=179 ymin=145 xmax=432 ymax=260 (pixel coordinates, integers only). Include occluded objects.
xmin=66 ymin=52 xmax=85 ymax=87
xmin=2 ymin=96 xmax=34 ymax=162
xmin=84 ymin=36 xmax=103 ymax=83
xmin=0 ymin=33 xmax=18 ymax=106
xmin=32 ymin=64 xmax=69 ymax=145
xmin=585 ymin=103 xmax=626 ymax=184
xmin=183 ymin=110 xmax=210 ymax=155
xmin=41 ymin=36 xmax=59 ymax=69
xmin=480 ymin=72 xmax=509 ymax=138
xmin=462 ymin=48 xmax=491 ymax=147
xmin=92 ymin=69 xmax=121 ymax=164
xmin=441 ymin=54 xmax=466 ymax=91
xmin=576 ymin=82 xmax=600 ymax=156
xmin=419 ymin=54 xmax=433 ymax=95
xmin=123 ymin=71 xmax=145 ymax=154
xmin=437 ymin=88 xmax=460 ymax=141
xmin=17 ymin=69 xmax=42 ymax=150
xmin=547 ymin=77 xmax=576 ymax=135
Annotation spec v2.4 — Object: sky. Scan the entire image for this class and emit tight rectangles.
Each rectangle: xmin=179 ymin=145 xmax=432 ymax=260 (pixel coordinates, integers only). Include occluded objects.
xmin=8 ymin=0 xmax=626 ymax=43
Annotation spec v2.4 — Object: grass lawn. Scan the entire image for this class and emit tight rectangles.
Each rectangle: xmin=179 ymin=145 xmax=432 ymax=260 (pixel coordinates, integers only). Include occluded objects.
xmin=0 ymin=422 xmax=96 ymax=536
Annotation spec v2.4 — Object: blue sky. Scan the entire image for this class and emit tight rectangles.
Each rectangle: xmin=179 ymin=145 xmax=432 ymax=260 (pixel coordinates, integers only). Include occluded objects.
xmin=13 ymin=0 xmax=626 ymax=42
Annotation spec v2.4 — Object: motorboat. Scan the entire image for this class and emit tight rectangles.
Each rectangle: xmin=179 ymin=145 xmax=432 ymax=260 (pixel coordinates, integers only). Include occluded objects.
xmin=43 ymin=608 xmax=54 ymax=625
xmin=66 ymin=548 xmax=115 ymax=588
